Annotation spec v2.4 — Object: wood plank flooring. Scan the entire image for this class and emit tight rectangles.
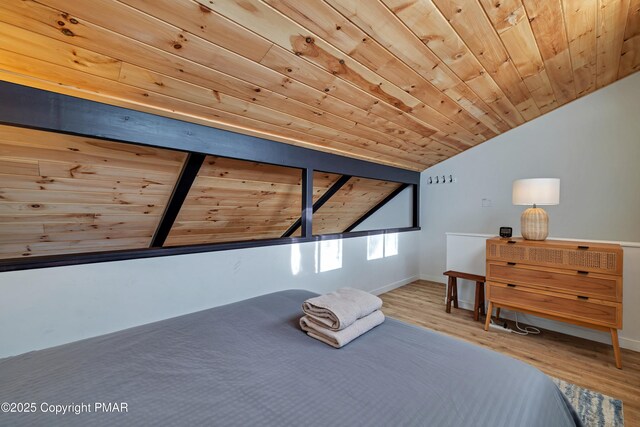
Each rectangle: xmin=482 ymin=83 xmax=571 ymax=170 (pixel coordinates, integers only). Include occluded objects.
xmin=380 ymin=280 xmax=640 ymax=425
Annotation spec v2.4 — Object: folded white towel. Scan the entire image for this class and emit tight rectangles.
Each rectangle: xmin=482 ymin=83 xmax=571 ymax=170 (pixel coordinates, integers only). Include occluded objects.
xmin=302 ymin=288 xmax=382 ymax=331
xmin=300 ymin=310 xmax=385 ymax=348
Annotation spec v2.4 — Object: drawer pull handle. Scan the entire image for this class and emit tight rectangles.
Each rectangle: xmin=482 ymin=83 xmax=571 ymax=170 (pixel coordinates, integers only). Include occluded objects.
xmin=577 ymin=245 xmax=589 ymax=250
xmin=507 ymin=240 xmax=516 ymax=244
xmin=507 ymin=262 xmax=516 ymax=266
xmin=507 ymin=284 xmax=516 ymax=288
xmin=577 ymin=270 xmax=589 ymax=275
xmin=577 ymin=295 xmax=589 ymax=300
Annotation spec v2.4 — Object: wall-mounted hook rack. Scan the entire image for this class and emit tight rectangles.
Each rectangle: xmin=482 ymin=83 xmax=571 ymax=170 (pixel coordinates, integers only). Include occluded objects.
xmin=427 ymin=174 xmax=456 ymax=185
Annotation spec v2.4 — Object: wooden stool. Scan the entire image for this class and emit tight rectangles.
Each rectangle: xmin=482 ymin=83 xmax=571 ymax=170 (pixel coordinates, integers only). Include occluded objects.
xmin=443 ymin=271 xmax=486 ymax=321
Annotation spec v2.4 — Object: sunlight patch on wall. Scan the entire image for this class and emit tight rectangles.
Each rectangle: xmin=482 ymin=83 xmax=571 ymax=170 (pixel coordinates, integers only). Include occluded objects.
xmin=315 ymin=239 xmax=343 ymax=273
xmin=367 ymin=233 xmax=398 ymax=261
xmin=290 ymin=243 xmax=302 ymax=275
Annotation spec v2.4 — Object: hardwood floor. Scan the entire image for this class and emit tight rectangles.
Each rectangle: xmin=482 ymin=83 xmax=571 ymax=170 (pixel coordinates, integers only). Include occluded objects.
xmin=381 ymin=280 xmax=640 ymax=425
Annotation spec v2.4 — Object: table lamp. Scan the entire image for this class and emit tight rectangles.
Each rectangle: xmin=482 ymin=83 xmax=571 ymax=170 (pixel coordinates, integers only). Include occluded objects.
xmin=512 ymin=178 xmax=560 ymax=240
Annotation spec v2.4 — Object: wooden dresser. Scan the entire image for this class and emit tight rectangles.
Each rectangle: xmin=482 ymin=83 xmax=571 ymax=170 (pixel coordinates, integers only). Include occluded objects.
xmin=484 ymin=237 xmax=624 ymax=368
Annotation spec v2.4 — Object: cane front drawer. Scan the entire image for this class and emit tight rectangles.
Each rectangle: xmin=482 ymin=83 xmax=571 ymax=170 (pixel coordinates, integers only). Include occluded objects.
xmin=486 ymin=262 xmax=622 ymax=302
xmin=486 ymin=281 xmax=621 ymax=328
xmin=486 ymin=238 xmax=623 ymax=275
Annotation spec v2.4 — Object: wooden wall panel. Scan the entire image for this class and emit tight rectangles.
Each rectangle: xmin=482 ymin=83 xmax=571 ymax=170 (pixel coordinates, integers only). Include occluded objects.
xmin=164 ymin=157 xmax=339 ymax=246
xmin=312 ymin=178 xmax=403 ymax=235
xmin=0 ymin=0 xmax=636 ymax=171
xmin=0 ymin=125 xmax=185 ymax=259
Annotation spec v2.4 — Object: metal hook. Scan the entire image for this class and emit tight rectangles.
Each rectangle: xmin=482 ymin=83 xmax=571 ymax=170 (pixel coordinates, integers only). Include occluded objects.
xmin=449 ymin=175 xmax=453 ymax=183
xmin=435 ymin=176 xmax=439 ymax=184
xmin=428 ymin=177 xmax=432 ymax=184
xmin=441 ymin=175 xmax=445 ymax=184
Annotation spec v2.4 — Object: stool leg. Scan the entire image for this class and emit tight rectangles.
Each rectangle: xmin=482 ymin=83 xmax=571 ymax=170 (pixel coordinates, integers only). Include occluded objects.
xmin=452 ymin=278 xmax=458 ymax=309
xmin=446 ymin=276 xmax=453 ymax=313
xmin=480 ymin=284 xmax=486 ymax=315
xmin=474 ymin=282 xmax=481 ymax=321
xmin=496 ymin=307 xmax=501 ymax=321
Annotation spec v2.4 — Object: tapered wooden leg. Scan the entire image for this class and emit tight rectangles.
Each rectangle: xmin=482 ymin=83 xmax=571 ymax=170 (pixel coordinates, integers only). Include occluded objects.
xmin=446 ymin=276 xmax=453 ymax=313
xmin=452 ymin=279 xmax=458 ymax=309
xmin=484 ymin=301 xmax=493 ymax=331
xmin=495 ymin=307 xmax=501 ymax=321
xmin=480 ymin=284 xmax=486 ymax=315
xmin=474 ymin=283 xmax=481 ymax=321
xmin=611 ymin=328 xmax=622 ymax=369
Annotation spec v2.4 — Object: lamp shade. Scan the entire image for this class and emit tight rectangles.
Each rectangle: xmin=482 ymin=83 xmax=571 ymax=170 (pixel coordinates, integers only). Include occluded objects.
xmin=512 ymin=178 xmax=560 ymax=206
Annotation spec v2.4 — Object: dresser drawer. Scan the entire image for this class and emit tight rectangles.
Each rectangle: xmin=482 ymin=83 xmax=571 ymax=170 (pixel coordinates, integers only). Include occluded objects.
xmin=486 ymin=239 xmax=623 ymax=275
xmin=486 ymin=282 xmax=621 ymax=328
xmin=486 ymin=262 xmax=621 ymax=302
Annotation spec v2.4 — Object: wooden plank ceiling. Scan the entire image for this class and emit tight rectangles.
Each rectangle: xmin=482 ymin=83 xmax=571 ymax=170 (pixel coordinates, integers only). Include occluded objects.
xmin=0 ymin=125 xmax=185 ymax=259
xmin=0 ymin=0 xmax=637 ymax=171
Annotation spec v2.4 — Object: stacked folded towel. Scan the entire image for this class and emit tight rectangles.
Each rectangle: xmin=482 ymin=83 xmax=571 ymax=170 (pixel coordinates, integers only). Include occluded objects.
xmin=299 ymin=288 xmax=385 ymax=348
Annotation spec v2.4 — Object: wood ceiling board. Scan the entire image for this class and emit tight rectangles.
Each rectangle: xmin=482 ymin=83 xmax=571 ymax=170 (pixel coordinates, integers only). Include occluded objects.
xmin=383 ymin=0 xmax=524 ymax=129
xmin=431 ymin=0 xmax=541 ymax=121
xmin=120 ymin=0 xmax=437 ymax=152
xmin=596 ymin=0 xmax=632 ymax=88
xmin=0 ymin=48 xmax=423 ymax=171
xmin=618 ymin=0 xmax=640 ymax=77
xmin=563 ymin=0 xmax=598 ymax=96
xmin=522 ymin=0 xmax=577 ymax=106
xmin=164 ymin=156 xmax=308 ymax=246
xmin=0 ymin=0 xmax=636 ymax=171
xmin=0 ymin=20 xmax=425 ymax=169
xmin=0 ymin=4 xmax=425 ymax=169
xmin=479 ymin=0 xmax=558 ymax=112
xmin=36 ymin=1 xmax=470 ymax=152
xmin=0 ymin=125 xmax=184 ymax=259
xmin=194 ymin=0 xmax=485 ymax=147
xmin=312 ymin=177 xmax=402 ymax=234
xmin=269 ymin=0 xmax=500 ymax=140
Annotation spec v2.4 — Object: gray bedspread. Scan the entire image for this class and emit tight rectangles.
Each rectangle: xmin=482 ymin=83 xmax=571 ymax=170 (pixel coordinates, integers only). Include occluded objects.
xmin=0 ymin=289 xmax=580 ymax=426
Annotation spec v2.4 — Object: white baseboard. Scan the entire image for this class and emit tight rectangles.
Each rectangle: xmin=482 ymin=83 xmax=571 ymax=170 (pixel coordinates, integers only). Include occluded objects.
xmin=418 ymin=274 xmax=446 ymax=284
xmin=371 ymin=275 xmax=419 ymax=296
xmin=455 ymin=299 xmax=640 ymax=352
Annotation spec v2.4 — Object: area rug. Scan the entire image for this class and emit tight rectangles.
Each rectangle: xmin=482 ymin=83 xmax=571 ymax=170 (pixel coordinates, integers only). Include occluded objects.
xmin=552 ymin=377 xmax=624 ymax=427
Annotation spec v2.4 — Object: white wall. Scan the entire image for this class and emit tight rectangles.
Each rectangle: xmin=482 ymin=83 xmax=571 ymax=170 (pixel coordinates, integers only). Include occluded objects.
xmin=0 ymin=231 xmax=418 ymax=358
xmin=446 ymin=233 xmax=640 ymax=352
xmin=420 ymin=72 xmax=640 ymax=283
xmin=352 ymin=185 xmax=413 ymax=231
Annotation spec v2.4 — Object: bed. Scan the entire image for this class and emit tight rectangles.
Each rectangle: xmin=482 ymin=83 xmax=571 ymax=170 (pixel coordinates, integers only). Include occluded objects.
xmin=0 ymin=290 xmax=581 ymax=426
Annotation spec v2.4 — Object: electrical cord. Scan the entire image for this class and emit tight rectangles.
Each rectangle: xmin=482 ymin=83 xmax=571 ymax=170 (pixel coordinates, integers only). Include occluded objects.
xmin=511 ymin=312 xmax=540 ymax=336
xmin=488 ymin=312 xmax=540 ymax=336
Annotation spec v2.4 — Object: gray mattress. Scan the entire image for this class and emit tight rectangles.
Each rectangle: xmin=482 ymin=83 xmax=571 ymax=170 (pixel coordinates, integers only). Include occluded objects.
xmin=0 ymin=289 xmax=580 ymax=426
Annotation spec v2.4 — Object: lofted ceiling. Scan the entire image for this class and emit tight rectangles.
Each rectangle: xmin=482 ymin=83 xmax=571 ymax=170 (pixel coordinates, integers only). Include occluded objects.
xmin=0 ymin=0 xmax=638 ymax=171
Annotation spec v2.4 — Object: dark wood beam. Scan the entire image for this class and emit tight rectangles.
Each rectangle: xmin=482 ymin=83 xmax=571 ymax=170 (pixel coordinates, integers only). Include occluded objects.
xmin=344 ymin=184 xmax=411 ymax=232
xmin=150 ymin=153 xmax=206 ymax=247
xmin=413 ymin=183 xmax=420 ymax=228
xmin=0 ymin=227 xmax=420 ymax=273
xmin=0 ymin=81 xmax=419 ymax=185
xmin=300 ymin=168 xmax=314 ymax=238
xmin=281 ymin=174 xmax=352 ymax=238
xmin=0 ymin=82 xmax=422 ymax=272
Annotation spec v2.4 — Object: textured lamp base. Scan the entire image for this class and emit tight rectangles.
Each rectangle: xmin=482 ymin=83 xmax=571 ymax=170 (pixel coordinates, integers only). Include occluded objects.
xmin=521 ymin=207 xmax=549 ymax=240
